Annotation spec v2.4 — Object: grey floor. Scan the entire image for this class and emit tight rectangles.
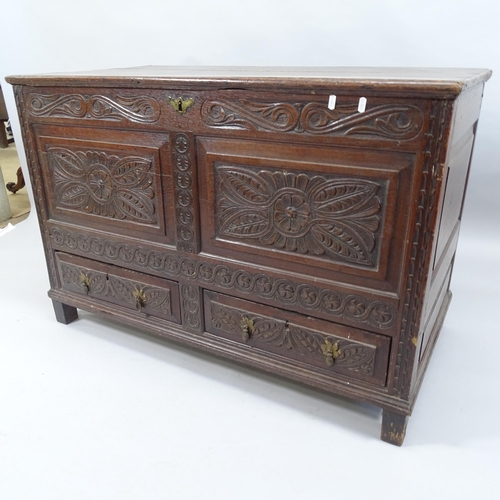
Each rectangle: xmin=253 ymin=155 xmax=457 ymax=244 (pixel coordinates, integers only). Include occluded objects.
xmin=0 ymin=215 xmax=499 ymax=499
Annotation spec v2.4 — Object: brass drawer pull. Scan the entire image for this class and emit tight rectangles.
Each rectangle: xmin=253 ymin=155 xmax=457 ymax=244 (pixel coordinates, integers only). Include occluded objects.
xmin=240 ymin=317 xmax=255 ymax=343
xmin=321 ymin=339 xmax=340 ymax=367
xmin=133 ymin=287 xmax=146 ymax=312
xmin=167 ymin=96 xmax=194 ymax=115
xmin=79 ymin=273 xmax=91 ymax=295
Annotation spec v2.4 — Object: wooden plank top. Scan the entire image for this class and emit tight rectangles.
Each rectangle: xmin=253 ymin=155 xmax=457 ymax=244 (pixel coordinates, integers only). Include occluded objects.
xmin=5 ymin=66 xmax=492 ymax=97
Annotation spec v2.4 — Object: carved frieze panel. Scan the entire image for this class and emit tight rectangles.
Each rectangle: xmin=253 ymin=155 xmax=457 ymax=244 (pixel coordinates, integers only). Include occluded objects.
xmin=27 ymin=93 xmax=161 ymax=123
xmin=47 ymin=147 xmax=157 ymax=224
xmin=201 ymin=99 xmax=423 ymax=140
xmin=49 ymin=226 xmax=398 ymax=330
xmin=215 ymin=165 xmax=385 ymax=267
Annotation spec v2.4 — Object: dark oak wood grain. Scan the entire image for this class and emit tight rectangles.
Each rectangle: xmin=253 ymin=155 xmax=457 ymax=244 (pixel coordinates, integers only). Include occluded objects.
xmin=6 ymin=66 xmax=491 ymax=445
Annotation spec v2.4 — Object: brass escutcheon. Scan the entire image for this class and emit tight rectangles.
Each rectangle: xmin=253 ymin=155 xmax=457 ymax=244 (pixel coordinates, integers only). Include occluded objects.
xmin=240 ymin=317 xmax=255 ymax=343
xmin=79 ymin=273 xmax=91 ymax=295
xmin=321 ymin=339 xmax=341 ymax=367
xmin=167 ymin=96 xmax=195 ymax=115
xmin=133 ymin=287 xmax=146 ymax=312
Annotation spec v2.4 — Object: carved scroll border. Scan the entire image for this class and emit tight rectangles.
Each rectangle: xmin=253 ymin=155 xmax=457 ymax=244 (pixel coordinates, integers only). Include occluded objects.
xmin=201 ymin=99 xmax=424 ymax=140
xmin=26 ymin=93 xmax=161 ymax=123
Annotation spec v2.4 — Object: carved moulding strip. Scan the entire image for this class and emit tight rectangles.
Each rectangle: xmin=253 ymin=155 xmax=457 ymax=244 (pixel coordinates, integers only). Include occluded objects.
xmin=201 ymin=99 xmax=424 ymax=140
xmin=172 ymin=133 xmax=199 ymax=253
xmin=60 ymin=262 xmax=172 ymax=315
xmin=210 ymin=301 xmax=377 ymax=375
xmin=27 ymin=93 xmax=161 ymax=123
xmin=49 ymin=226 xmax=397 ymax=330
xmin=180 ymin=284 xmax=202 ymax=332
xmin=47 ymin=147 xmax=157 ymax=224
xmin=215 ymin=165 xmax=384 ymax=267
xmin=393 ymin=100 xmax=452 ymax=399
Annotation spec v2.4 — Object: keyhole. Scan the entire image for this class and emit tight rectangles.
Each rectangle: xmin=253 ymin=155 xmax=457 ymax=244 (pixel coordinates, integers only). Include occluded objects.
xmin=177 ymin=99 xmax=183 ymax=112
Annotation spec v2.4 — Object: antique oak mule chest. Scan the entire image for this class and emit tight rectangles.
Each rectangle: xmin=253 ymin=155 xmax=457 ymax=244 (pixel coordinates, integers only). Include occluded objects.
xmin=6 ymin=67 xmax=491 ymax=445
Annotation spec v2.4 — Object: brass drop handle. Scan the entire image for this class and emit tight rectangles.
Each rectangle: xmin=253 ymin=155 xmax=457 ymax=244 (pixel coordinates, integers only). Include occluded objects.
xmin=80 ymin=273 xmax=91 ymax=295
xmin=167 ymin=96 xmax=195 ymax=115
xmin=133 ymin=288 xmax=146 ymax=312
xmin=240 ymin=317 xmax=255 ymax=343
xmin=321 ymin=339 xmax=341 ymax=367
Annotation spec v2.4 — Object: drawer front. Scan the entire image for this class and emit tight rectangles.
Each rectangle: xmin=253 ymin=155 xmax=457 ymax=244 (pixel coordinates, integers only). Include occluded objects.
xmin=198 ymin=137 xmax=415 ymax=293
xmin=204 ymin=290 xmax=391 ymax=387
xmin=33 ymin=124 xmax=175 ymax=245
xmin=55 ymin=252 xmax=181 ymax=324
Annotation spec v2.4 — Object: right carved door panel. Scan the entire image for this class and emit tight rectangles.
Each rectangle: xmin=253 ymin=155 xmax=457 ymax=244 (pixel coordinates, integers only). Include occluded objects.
xmin=197 ymin=138 xmax=415 ymax=293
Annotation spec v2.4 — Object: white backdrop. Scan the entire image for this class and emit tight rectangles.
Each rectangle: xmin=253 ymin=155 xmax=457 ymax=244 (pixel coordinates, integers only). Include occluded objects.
xmin=0 ymin=1 xmax=499 ymax=499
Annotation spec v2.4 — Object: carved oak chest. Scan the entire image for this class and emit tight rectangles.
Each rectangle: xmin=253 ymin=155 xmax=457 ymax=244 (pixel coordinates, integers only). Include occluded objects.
xmin=6 ymin=67 xmax=491 ymax=445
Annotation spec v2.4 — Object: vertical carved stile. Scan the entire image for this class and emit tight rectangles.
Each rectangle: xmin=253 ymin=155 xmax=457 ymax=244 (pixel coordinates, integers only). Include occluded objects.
xmin=14 ymin=86 xmax=58 ymax=288
xmin=180 ymin=284 xmax=203 ymax=333
xmin=394 ymin=100 xmax=453 ymax=399
xmin=172 ymin=133 xmax=200 ymax=254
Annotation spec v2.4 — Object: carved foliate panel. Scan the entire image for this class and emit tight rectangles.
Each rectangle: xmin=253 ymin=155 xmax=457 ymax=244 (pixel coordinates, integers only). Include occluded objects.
xmin=27 ymin=93 xmax=161 ymax=123
xmin=46 ymin=146 xmax=158 ymax=224
xmin=215 ymin=165 xmax=385 ymax=267
xmin=201 ymin=99 xmax=423 ymax=140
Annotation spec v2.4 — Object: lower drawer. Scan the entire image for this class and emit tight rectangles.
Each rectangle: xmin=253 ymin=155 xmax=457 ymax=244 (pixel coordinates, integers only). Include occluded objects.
xmin=204 ymin=291 xmax=391 ymax=387
xmin=55 ymin=252 xmax=181 ymax=324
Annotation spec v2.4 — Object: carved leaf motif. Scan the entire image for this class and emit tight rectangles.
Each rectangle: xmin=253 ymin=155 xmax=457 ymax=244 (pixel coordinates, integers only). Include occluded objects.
xmin=113 ymin=158 xmax=152 ymax=186
xmin=219 ymin=168 xmax=272 ymax=204
xmin=50 ymin=148 xmax=87 ymax=179
xmin=219 ymin=210 xmax=269 ymax=237
xmin=114 ymin=190 xmax=155 ymax=221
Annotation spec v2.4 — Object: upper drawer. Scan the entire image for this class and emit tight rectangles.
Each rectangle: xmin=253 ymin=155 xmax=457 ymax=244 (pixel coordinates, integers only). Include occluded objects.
xmin=55 ymin=252 xmax=181 ymax=324
xmin=33 ymin=124 xmax=176 ymax=245
xmin=22 ymin=86 xmax=427 ymax=150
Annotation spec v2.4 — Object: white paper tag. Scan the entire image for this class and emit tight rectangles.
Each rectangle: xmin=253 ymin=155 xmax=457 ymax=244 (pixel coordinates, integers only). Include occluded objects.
xmin=358 ymin=97 xmax=367 ymax=113
xmin=328 ymin=94 xmax=336 ymax=110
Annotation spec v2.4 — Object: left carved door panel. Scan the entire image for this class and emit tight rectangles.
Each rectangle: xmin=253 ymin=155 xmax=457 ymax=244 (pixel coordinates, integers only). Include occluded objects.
xmin=33 ymin=124 xmax=175 ymax=244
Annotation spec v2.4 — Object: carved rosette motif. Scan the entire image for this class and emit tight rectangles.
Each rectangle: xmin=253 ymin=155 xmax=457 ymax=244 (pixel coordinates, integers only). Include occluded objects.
xmin=47 ymin=147 xmax=157 ymax=223
xmin=27 ymin=93 xmax=161 ymax=122
xmin=173 ymin=134 xmax=198 ymax=253
xmin=210 ymin=302 xmax=376 ymax=375
xmin=393 ymin=100 xmax=453 ymax=398
xmin=181 ymin=284 xmax=202 ymax=331
xmin=49 ymin=226 xmax=397 ymax=329
xmin=201 ymin=99 xmax=423 ymax=140
xmin=216 ymin=166 xmax=384 ymax=266
xmin=60 ymin=262 xmax=171 ymax=315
